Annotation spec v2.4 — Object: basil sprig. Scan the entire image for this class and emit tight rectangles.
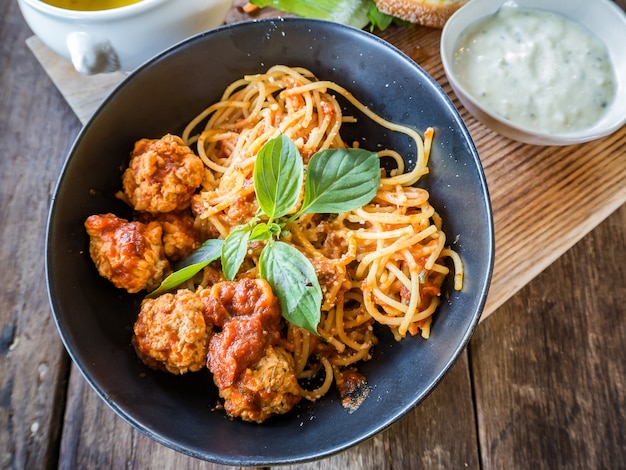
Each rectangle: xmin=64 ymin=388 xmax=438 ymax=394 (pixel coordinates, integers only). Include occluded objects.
xmin=148 ymin=135 xmax=380 ymax=334
xmin=146 ymin=239 xmax=223 ymax=298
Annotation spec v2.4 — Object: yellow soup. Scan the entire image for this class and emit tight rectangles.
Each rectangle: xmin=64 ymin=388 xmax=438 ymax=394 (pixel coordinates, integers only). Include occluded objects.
xmin=41 ymin=0 xmax=143 ymax=11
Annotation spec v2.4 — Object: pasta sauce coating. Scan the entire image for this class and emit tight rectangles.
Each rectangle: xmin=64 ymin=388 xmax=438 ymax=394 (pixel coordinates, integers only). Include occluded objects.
xmin=219 ymin=345 xmax=301 ymax=423
xmin=205 ymin=279 xmax=282 ymax=389
xmin=84 ymin=213 xmax=169 ymax=293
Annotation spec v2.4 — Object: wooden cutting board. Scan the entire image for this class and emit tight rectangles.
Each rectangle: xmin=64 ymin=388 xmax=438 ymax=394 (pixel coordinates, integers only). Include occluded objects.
xmin=26 ymin=16 xmax=626 ymax=321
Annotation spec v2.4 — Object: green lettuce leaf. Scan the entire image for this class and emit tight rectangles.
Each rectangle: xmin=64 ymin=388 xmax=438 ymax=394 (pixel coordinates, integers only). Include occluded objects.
xmin=250 ymin=0 xmax=371 ymax=29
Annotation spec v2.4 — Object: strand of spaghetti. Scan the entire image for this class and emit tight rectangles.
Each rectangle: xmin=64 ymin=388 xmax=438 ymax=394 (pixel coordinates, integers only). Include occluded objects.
xmin=385 ymin=261 xmax=412 ymax=290
xmin=378 ymin=269 xmax=398 ymax=292
xmin=221 ymin=77 xmax=255 ymax=101
xmin=342 ymin=310 xmax=373 ymax=329
xmin=304 ymin=110 xmax=333 ymax=153
xmin=243 ymin=81 xmax=268 ymax=121
xmin=279 ymin=108 xmax=309 ymax=139
xmin=424 ymin=231 xmax=446 ymax=270
xmin=377 ymin=149 xmax=405 ymax=174
xmin=300 ymin=357 xmax=334 ymax=401
xmin=351 ymin=205 xmax=436 ymax=225
xmin=287 ymin=81 xmax=428 ymax=183
xmin=374 ymin=186 xmax=430 ymax=206
xmin=410 ymin=297 xmax=440 ymax=323
xmin=383 ymin=126 xmax=434 ymax=187
xmin=363 ymin=289 xmax=403 ymax=326
xmin=442 ymin=248 xmax=464 ymax=290
xmin=356 ymin=225 xmax=438 ymax=278
xmin=182 ymin=100 xmax=250 ymax=144
xmin=380 ymin=166 xmax=430 ymax=187
xmin=398 ymin=249 xmax=422 ymax=335
xmin=291 ymin=326 xmax=310 ymax=376
xmin=362 ymin=256 xmax=428 ymax=334
xmin=362 ymin=259 xmax=405 ymax=326
xmin=334 ymin=293 xmax=371 ymax=351
xmin=418 ymin=319 xmax=432 ymax=339
xmin=207 ymin=99 xmax=249 ymax=129
xmin=287 ymin=81 xmax=423 ymax=146
xmin=319 ymin=95 xmax=344 ymax=151
xmin=196 ymin=132 xmax=238 ymax=172
xmin=208 ymin=172 xmax=247 ymax=205
xmin=330 ymin=345 xmax=372 ymax=366
xmin=318 ymin=308 xmax=347 ymax=353
xmin=429 ymin=262 xmax=451 ymax=275
xmin=288 ymin=221 xmax=356 ymax=271
xmin=354 ymin=225 xmax=414 ymax=240
xmin=302 ymin=87 xmax=315 ymax=128
xmin=423 ymin=127 xmax=434 ymax=158
xmin=373 ymin=287 xmax=408 ymax=314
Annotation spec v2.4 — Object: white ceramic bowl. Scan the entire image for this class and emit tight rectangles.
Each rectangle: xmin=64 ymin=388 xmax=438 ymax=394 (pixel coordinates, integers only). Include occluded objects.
xmin=18 ymin=0 xmax=234 ymax=75
xmin=441 ymin=0 xmax=626 ymax=146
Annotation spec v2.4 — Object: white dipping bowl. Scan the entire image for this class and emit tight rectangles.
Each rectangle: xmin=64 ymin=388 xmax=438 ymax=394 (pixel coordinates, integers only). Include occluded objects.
xmin=441 ymin=0 xmax=626 ymax=146
xmin=18 ymin=0 xmax=234 ymax=75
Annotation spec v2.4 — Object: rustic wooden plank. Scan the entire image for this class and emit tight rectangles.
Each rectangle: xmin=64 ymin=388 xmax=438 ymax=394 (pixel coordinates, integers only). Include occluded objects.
xmin=58 ymin=364 xmax=240 ymax=470
xmin=470 ymin=204 xmax=626 ymax=468
xmin=59 ymin=371 xmax=467 ymax=470
xmin=0 ymin=1 xmax=76 ymax=468
xmin=280 ymin=353 xmax=479 ymax=469
xmin=2 ymin=1 xmax=623 ymax=469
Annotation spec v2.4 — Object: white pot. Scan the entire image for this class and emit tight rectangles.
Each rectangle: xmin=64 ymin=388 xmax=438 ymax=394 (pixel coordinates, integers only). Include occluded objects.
xmin=18 ymin=0 xmax=234 ymax=75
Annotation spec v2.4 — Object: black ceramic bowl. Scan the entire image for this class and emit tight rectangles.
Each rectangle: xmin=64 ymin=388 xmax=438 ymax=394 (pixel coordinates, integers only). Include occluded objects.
xmin=46 ymin=18 xmax=494 ymax=466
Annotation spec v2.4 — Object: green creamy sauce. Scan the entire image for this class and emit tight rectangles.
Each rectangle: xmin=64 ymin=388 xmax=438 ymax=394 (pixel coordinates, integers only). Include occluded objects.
xmin=453 ymin=7 xmax=617 ymax=134
xmin=41 ymin=0 xmax=143 ymax=11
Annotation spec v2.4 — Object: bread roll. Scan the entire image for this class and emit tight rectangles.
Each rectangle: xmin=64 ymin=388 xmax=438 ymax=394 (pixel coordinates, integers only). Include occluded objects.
xmin=374 ymin=0 xmax=468 ymax=28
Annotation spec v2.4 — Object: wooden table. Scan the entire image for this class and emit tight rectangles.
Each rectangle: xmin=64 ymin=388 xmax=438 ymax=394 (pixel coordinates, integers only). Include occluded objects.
xmin=1 ymin=1 xmax=624 ymax=468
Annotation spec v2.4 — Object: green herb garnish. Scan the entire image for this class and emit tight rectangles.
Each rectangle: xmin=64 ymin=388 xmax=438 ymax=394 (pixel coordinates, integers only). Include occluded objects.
xmin=249 ymin=0 xmax=406 ymax=32
xmin=148 ymin=135 xmax=380 ymax=334
xmin=147 ymin=239 xmax=223 ymax=298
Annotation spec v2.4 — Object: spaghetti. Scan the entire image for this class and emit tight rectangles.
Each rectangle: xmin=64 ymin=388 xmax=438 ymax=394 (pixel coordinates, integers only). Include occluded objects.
xmin=183 ymin=65 xmax=462 ymax=402
xmin=86 ymin=65 xmax=463 ymax=422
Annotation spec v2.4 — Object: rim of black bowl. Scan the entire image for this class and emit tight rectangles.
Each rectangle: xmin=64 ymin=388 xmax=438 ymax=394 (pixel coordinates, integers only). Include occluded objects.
xmin=46 ymin=17 xmax=494 ymax=466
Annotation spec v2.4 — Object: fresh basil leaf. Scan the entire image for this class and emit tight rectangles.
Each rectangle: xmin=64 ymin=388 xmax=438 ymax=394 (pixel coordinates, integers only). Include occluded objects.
xmin=254 ymin=135 xmax=303 ymax=221
xmin=301 ymin=148 xmax=380 ymax=214
xmin=249 ymin=223 xmax=272 ymax=242
xmin=172 ymin=238 xmax=224 ymax=271
xmin=259 ymin=241 xmax=321 ymax=335
xmin=268 ymin=222 xmax=282 ymax=238
xmin=222 ymin=225 xmax=252 ymax=281
xmin=147 ymin=239 xmax=223 ymax=298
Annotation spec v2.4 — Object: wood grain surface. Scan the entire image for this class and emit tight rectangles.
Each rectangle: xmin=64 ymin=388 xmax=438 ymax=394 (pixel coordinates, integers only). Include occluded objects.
xmin=1 ymin=0 xmax=624 ymax=469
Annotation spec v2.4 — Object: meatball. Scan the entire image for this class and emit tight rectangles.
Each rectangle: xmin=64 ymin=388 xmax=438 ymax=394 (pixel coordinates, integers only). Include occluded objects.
xmin=132 ymin=289 xmax=211 ymax=374
xmin=138 ymin=211 xmax=202 ymax=262
xmin=205 ymin=279 xmax=282 ymax=389
xmin=84 ymin=213 xmax=169 ymax=293
xmin=122 ymin=134 xmax=204 ymax=214
xmin=219 ymin=345 xmax=302 ymax=423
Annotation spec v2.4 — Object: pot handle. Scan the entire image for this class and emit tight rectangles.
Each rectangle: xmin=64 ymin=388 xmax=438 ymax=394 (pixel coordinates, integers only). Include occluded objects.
xmin=66 ymin=32 xmax=120 ymax=75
